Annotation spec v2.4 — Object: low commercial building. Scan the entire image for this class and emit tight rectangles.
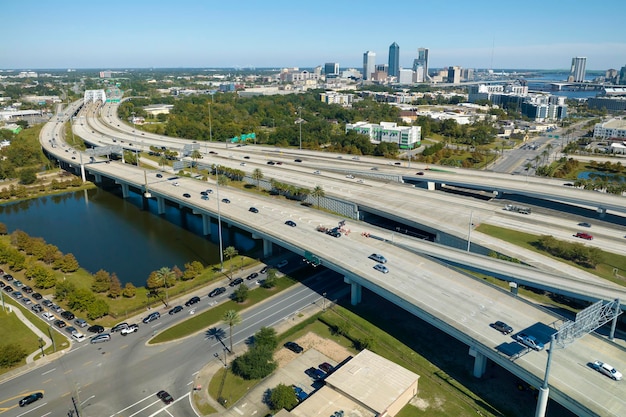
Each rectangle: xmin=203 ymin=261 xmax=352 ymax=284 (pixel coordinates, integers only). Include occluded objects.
xmin=143 ymin=104 xmax=174 ymax=116
xmin=345 ymin=121 xmax=421 ymax=149
xmin=289 ymin=349 xmax=419 ymax=417
xmin=593 ymin=118 xmax=626 ymax=140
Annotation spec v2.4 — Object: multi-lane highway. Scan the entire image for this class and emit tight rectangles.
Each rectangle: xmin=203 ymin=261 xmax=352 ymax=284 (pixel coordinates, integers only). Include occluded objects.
xmin=0 ymin=267 xmax=343 ymax=417
xmin=26 ymin=99 xmax=626 ymax=416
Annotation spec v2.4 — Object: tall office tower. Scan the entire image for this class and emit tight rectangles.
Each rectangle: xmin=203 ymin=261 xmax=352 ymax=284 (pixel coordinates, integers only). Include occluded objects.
xmin=324 ymin=62 xmax=339 ymax=76
xmin=363 ymin=51 xmax=376 ymax=81
xmin=388 ymin=42 xmax=400 ymax=78
xmin=618 ymin=65 xmax=626 ymax=85
xmin=569 ymin=57 xmax=587 ymax=82
xmin=412 ymin=47 xmax=429 ymax=81
xmin=447 ymin=66 xmax=461 ymax=84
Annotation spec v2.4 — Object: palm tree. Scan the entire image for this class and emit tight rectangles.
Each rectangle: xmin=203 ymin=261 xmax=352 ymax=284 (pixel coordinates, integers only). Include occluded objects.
xmin=190 ymin=149 xmax=202 ymax=175
xmin=252 ymin=168 xmax=263 ymax=189
xmin=217 ymin=174 xmax=229 ymax=187
xmin=154 ymin=267 xmax=175 ymax=307
xmin=311 ymin=185 xmax=325 ymax=208
xmin=223 ymin=246 xmax=238 ymax=279
xmin=222 ymin=309 xmax=241 ymax=353
xmin=159 ymin=154 xmax=167 ymax=171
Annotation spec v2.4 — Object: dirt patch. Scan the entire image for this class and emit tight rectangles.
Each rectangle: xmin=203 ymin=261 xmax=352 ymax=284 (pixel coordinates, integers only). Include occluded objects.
xmin=274 ymin=331 xmax=352 ymax=367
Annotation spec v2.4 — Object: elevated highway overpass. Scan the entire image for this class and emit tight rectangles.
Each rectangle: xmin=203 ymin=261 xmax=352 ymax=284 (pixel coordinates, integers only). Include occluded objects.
xmin=40 ymin=105 xmax=626 ymax=417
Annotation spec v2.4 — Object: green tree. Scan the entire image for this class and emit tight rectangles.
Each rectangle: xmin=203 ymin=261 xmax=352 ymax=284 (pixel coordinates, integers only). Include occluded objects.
xmin=230 ymin=346 xmax=277 ymax=380
xmin=19 ymin=168 xmax=37 ymax=185
xmin=92 ymin=270 xmax=111 ymax=293
xmin=252 ymin=168 xmax=264 ymax=189
xmin=67 ymin=288 xmax=96 ymax=311
xmin=269 ymin=383 xmax=298 ymax=411
xmin=223 ymin=246 xmax=238 ymax=279
xmin=182 ymin=261 xmax=203 ymax=280
xmin=122 ymin=282 xmax=137 ymax=298
xmin=56 ymin=253 xmax=79 ymax=272
xmin=311 ymin=185 xmax=325 ymax=207
xmin=30 ymin=265 xmax=56 ymax=289
xmin=86 ymin=298 xmax=110 ymax=320
xmin=155 ymin=267 xmax=176 ymax=306
xmin=0 ymin=343 xmax=27 ymax=368
xmin=108 ymin=273 xmax=122 ymax=298
xmin=253 ymin=327 xmax=277 ymax=350
xmin=222 ymin=309 xmax=241 ymax=353
xmin=55 ymin=280 xmax=76 ymax=301
xmin=232 ymin=283 xmax=249 ymax=303
xmin=261 ymin=268 xmax=278 ymax=288
xmin=146 ymin=271 xmax=162 ymax=289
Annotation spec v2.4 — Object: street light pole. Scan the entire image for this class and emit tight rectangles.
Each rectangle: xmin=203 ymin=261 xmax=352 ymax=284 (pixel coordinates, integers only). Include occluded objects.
xmin=298 ymin=107 xmax=303 ymax=150
xmin=216 ymin=166 xmax=224 ymax=271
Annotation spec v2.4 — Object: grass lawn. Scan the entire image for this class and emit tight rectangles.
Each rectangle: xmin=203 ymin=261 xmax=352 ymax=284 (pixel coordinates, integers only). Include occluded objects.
xmin=151 ymin=276 xmax=297 ymax=343
xmin=477 ymin=223 xmax=626 ymax=286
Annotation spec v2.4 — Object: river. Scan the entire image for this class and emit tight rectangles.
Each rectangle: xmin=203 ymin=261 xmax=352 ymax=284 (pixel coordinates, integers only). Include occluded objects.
xmin=0 ymin=187 xmax=258 ymax=286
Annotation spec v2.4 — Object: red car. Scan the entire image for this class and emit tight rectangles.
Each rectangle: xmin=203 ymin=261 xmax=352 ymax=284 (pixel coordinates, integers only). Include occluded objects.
xmin=575 ymin=232 xmax=593 ymax=240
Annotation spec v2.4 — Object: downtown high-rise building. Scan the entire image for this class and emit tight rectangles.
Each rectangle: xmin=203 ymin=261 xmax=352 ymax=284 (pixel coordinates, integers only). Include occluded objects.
xmin=412 ymin=47 xmax=429 ymax=82
xmin=388 ymin=42 xmax=400 ymax=78
xmin=569 ymin=57 xmax=587 ymax=82
xmin=324 ymin=62 xmax=339 ymax=76
xmin=363 ymin=51 xmax=376 ymax=81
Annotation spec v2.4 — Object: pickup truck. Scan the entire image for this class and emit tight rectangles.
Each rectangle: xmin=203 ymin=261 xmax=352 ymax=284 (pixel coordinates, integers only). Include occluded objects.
xmin=120 ymin=324 xmax=139 ymax=335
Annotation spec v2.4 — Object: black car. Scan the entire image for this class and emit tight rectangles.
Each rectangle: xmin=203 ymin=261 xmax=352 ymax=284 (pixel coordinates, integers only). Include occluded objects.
xmin=61 ymin=311 xmax=75 ymax=320
xmin=41 ymin=299 xmax=52 ymax=307
xmin=578 ymin=222 xmax=591 ymax=228
xmin=157 ymin=390 xmax=174 ymax=404
xmin=185 ymin=296 xmax=201 ymax=306
xmin=260 ymin=266 xmax=269 ymax=274
xmin=491 ymin=321 xmax=513 ymax=334
xmin=221 ymin=198 xmax=230 ymax=204
xmin=169 ymin=305 xmax=184 ymax=315
xmin=0 ymin=281 xmax=4 ymax=288
xmin=284 ymin=341 xmax=303 ymax=353
xmin=246 ymin=272 xmax=259 ymax=280
xmin=294 ymin=159 xmax=302 ymax=162
xmin=19 ymin=392 xmax=43 ymax=407
xmin=248 ymin=207 xmax=259 ymax=213
xmin=88 ymin=324 xmax=105 ymax=333
xmin=3 ymin=285 xmax=13 ymax=293
xmin=22 ymin=286 xmax=33 ymax=294
xmin=4 ymin=274 xmax=13 ymax=281
xmin=208 ymin=287 xmax=226 ymax=297
xmin=285 ymin=220 xmax=297 ymax=227
xmin=183 ymin=193 xmax=191 ymax=198
xmin=156 ymin=173 xmax=163 ymax=178
xmin=54 ymin=319 xmax=67 ymax=328
xmin=229 ymin=277 xmax=244 ymax=287
xmin=305 ymin=367 xmax=326 ymax=380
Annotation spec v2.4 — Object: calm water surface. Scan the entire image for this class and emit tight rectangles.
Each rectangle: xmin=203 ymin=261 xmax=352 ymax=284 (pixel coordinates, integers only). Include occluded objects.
xmin=0 ymin=187 xmax=257 ymax=286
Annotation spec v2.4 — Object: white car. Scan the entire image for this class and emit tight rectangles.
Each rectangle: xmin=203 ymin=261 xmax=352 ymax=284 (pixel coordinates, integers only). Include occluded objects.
xmin=71 ymin=332 xmax=86 ymax=343
xmin=42 ymin=312 xmax=55 ymax=321
xmin=592 ymin=360 xmax=622 ymax=380
xmin=172 ymin=182 xmax=179 ymax=186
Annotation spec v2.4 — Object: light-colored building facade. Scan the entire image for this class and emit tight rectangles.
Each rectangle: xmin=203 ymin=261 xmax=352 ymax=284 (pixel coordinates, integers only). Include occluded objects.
xmin=569 ymin=57 xmax=587 ymax=82
xmin=320 ymin=92 xmax=354 ymax=106
xmin=593 ymin=118 xmax=626 ymax=140
xmin=346 ymin=121 xmax=421 ymax=149
xmin=412 ymin=47 xmax=429 ymax=81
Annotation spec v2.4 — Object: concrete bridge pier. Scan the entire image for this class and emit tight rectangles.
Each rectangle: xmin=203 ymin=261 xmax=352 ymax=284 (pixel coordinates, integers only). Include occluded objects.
xmin=93 ymin=173 xmax=102 ymax=183
xmin=263 ymin=239 xmax=273 ymax=258
xmin=597 ymin=207 xmax=606 ymax=218
xmin=509 ymin=282 xmax=519 ymax=296
xmin=80 ymin=164 xmax=86 ymax=183
xmin=156 ymin=196 xmax=166 ymax=214
xmin=469 ymin=347 xmax=487 ymax=377
xmin=202 ymin=214 xmax=211 ymax=236
xmin=426 ymin=181 xmax=436 ymax=191
xmin=120 ymin=183 xmax=129 ymax=198
xmin=343 ymin=277 xmax=362 ymax=305
xmin=534 ymin=387 xmax=549 ymax=417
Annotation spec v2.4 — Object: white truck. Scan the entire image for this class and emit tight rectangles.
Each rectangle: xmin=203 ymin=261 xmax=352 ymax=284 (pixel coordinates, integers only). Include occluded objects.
xmin=504 ymin=204 xmax=531 ymax=215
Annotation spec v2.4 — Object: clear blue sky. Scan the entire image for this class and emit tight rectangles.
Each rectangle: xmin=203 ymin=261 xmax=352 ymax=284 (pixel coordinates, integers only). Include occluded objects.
xmin=2 ymin=0 xmax=624 ymax=71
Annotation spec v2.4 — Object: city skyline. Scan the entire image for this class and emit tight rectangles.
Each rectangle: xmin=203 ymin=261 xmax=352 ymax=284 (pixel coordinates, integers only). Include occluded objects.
xmin=1 ymin=0 xmax=625 ymax=71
